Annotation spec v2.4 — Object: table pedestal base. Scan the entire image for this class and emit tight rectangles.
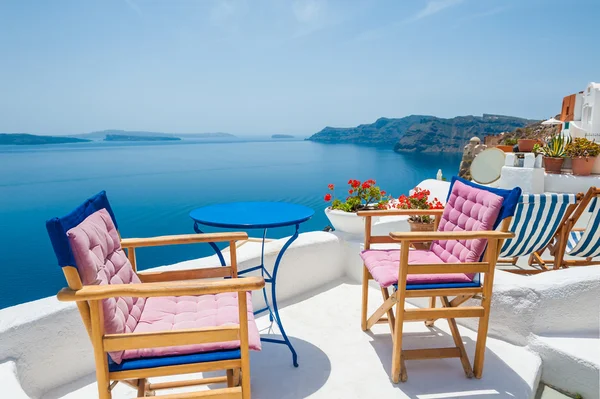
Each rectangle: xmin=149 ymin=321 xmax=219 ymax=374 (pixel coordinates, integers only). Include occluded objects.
xmin=194 ymin=221 xmax=300 ymax=367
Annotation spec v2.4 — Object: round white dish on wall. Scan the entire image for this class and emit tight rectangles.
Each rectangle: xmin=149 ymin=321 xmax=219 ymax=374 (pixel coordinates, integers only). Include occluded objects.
xmin=471 ymin=148 xmax=506 ymax=184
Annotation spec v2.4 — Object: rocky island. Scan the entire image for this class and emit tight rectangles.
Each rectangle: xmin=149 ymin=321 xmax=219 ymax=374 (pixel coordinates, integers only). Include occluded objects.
xmin=272 ymin=134 xmax=294 ymax=139
xmin=0 ymin=133 xmax=90 ymax=145
xmin=104 ymin=134 xmax=181 ymax=142
xmin=74 ymin=130 xmax=236 ymax=140
xmin=307 ymin=114 xmax=536 ymax=153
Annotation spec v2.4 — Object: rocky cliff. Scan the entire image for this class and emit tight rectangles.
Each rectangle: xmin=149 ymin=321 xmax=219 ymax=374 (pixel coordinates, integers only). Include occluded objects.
xmin=307 ymin=114 xmax=536 ymax=153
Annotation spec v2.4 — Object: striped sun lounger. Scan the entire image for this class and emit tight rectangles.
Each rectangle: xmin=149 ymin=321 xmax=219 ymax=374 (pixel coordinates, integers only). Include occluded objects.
xmin=499 ymin=193 xmax=579 ymax=272
xmin=564 ymin=196 xmax=600 ymax=259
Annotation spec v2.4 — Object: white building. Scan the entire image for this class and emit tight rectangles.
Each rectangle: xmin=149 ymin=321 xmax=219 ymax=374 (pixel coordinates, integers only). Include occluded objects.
xmin=561 ymin=82 xmax=600 ymax=139
xmin=581 ymin=82 xmax=600 ymax=138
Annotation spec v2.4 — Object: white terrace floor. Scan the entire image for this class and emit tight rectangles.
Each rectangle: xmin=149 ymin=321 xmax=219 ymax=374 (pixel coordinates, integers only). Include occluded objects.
xmin=44 ymin=280 xmax=542 ymax=399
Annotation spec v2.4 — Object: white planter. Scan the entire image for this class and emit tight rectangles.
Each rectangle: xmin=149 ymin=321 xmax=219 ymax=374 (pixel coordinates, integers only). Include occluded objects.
xmin=591 ymin=156 xmax=600 ymax=175
xmin=324 ymin=207 xmax=377 ymax=236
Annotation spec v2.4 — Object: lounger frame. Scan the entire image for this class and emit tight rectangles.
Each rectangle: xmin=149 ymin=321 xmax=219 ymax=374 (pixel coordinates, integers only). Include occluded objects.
xmin=532 ymin=187 xmax=600 ymax=269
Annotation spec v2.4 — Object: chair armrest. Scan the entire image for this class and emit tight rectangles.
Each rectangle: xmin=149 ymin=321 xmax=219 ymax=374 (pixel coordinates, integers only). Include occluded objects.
xmin=57 ymin=276 xmax=265 ymax=302
xmin=137 ymin=267 xmax=234 ymax=283
xmin=120 ymin=232 xmax=248 ymax=249
xmin=389 ymin=230 xmax=514 ymax=241
xmin=357 ymin=209 xmax=444 ymax=217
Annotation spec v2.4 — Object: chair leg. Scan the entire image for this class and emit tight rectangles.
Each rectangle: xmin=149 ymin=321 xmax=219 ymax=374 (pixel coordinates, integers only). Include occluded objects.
xmin=241 ymin=365 xmax=251 ymax=399
xmin=226 ymin=369 xmax=235 ymax=388
xmin=361 ymin=265 xmax=370 ymax=331
xmin=227 ymin=368 xmax=241 ymax=387
xmin=473 ymin=295 xmax=493 ymax=379
xmin=425 ymin=296 xmax=436 ymax=327
xmin=89 ymin=302 xmax=112 ymax=399
xmin=136 ymin=379 xmax=146 ymax=397
xmin=441 ymin=297 xmax=474 ymax=378
xmin=381 ymin=287 xmax=396 ymax=334
xmin=391 ymin=292 xmax=407 ymax=383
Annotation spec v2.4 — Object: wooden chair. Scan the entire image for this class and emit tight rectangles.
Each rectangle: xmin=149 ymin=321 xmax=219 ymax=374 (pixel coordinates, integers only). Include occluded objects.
xmin=497 ymin=192 xmax=582 ymax=274
xmin=46 ymin=191 xmax=264 ymax=399
xmin=532 ymin=186 xmax=600 ymax=269
xmin=358 ymin=177 xmax=520 ymax=383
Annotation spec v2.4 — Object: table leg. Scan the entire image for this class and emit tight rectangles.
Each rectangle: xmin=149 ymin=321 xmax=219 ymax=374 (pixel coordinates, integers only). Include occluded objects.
xmin=193 ymin=222 xmax=226 ymax=266
xmin=261 ymin=224 xmax=300 ymax=367
xmin=259 ymin=228 xmax=273 ymax=322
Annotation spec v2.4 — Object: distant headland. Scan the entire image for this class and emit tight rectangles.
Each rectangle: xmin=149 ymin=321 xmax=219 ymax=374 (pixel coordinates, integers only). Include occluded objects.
xmin=75 ymin=130 xmax=236 ymax=140
xmin=306 ymin=114 xmax=537 ymax=153
xmin=0 ymin=133 xmax=90 ymax=145
xmin=0 ymin=130 xmax=237 ymax=145
xmin=104 ymin=134 xmax=181 ymax=142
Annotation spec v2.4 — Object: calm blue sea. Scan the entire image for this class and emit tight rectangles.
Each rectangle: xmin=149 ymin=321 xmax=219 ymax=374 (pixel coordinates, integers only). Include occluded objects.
xmin=0 ymin=139 xmax=460 ymax=309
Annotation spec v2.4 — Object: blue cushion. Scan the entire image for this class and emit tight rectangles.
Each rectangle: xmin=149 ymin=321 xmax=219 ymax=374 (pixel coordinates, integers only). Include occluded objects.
xmin=46 ymin=191 xmax=118 ymax=268
xmin=447 ymin=176 xmax=522 ymax=229
xmin=404 ymin=281 xmax=481 ymax=290
xmin=108 ymin=349 xmax=241 ymax=372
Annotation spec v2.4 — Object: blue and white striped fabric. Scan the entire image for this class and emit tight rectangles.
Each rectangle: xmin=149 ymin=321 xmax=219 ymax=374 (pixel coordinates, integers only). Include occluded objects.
xmin=567 ymin=197 xmax=600 ymax=258
xmin=566 ymin=231 xmax=585 ymax=253
xmin=500 ymin=193 xmax=577 ymax=258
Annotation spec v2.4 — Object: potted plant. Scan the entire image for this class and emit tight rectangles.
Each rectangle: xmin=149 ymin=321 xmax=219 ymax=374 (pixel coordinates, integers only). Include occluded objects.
xmin=565 ymin=137 xmax=600 ymax=176
xmin=324 ymin=179 xmax=389 ymax=235
xmin=533 ymin=133 xmax=570 ymax=174
xmin=518 ymin=138 xmax=538 ymax=152
xmin=390 ymin=187 xmax=444 ymax=249
xmin=497 ymin=138 xmax=517 ymax=153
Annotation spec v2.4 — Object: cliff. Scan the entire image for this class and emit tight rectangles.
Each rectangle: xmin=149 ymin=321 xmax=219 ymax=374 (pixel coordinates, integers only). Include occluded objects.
xmin=0 ymin=133 xmax=90 ymax=145
xmin=307 ymin=114 xmax=536 ymax=153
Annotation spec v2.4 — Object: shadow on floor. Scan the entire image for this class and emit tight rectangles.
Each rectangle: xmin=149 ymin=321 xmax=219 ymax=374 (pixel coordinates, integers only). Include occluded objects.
xmin=248 ymin=335 xmax=331 ymax=399
xmin=368 ymin=325 xmax=534 ymax=399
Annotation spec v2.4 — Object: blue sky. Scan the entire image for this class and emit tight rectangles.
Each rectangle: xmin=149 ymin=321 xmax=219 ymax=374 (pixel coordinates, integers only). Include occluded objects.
xmin=0 ymin=0 xmax=598 ymax=135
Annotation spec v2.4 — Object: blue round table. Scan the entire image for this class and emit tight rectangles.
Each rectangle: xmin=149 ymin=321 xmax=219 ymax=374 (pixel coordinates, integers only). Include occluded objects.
xmin=190 ymin=202 xmax=314 ymax=367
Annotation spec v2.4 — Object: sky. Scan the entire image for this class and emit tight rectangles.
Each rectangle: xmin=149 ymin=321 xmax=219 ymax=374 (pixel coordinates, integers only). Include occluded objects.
xmin=0 ymin=0 xmax=598 ymax=136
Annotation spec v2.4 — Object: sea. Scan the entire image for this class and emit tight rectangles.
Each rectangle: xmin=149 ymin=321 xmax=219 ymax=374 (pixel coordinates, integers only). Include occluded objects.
xmin=0 ymin=138 xmax=460 ymax=309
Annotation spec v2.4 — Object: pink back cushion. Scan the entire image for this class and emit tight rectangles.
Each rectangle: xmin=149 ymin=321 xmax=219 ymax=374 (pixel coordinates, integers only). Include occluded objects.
xmin=430 ymin=180 xmax=504 ymax=263
xmin=67 ymin=209 xmax=145 ymax=364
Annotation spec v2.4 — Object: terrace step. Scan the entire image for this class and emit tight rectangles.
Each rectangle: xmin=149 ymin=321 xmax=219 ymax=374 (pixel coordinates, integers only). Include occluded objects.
xmin=529 ymin=334 xmax=600 ymax=399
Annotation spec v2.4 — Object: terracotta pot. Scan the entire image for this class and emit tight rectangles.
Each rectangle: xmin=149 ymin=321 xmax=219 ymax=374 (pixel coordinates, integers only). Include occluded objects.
xmin=496 ymin=145 xmax=513 ymax=153
xmin=543 ymin=157 xmax=564 ymax=174
xmin=407 ymin=220 xmax=435 ymax=250
xmin=571 ymin=156 xmax=597 ymax=176
xmin=518 ymin=139 xmax=537 ymax=152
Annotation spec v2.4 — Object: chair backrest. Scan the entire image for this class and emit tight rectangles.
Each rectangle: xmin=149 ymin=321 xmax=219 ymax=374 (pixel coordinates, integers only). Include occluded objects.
xmin=499 ymin=193 xmax=578 ymax=258
xmin=46 ymin=192 xmax=144 ymax=364
xmin=46 ymin=191 xmax=119 ymax=268
xmin=430 ymin=177 xmax=521 ymax=263
xmin=568 ymin=194 xmax=600 ymax=257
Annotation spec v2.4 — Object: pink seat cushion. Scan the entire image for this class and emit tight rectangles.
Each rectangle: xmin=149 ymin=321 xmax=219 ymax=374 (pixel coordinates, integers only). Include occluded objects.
xmin=67 ymin=209 xmax=260 ymax=364
xmin=122 ymin=292 xmax=261 ymax=360
xmin=361 ymin=249 xmax=474 ymax=288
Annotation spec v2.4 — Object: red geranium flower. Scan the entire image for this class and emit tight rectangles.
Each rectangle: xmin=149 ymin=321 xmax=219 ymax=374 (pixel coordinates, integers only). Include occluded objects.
xmin=324 ymin=193 xmax=332 ymax=201
xmin=328 ymin=184 xmax=334 ymax=190
xmin=348 ymin=189 xmax=353 ymax=195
